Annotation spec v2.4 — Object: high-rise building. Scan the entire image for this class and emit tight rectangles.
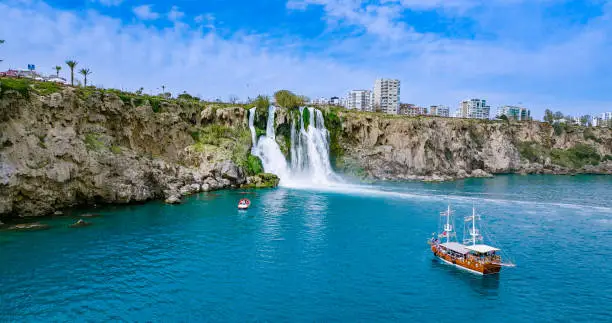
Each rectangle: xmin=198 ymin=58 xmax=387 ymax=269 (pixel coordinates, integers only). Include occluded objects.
xmin=495 ymin=106 xmax=531 ymax=121
xmin=429 ymin=105 xmax=450 ymax=117
xmin=311 ymin=97 xmax=328 ymax=105
xmin=455 ymin=99 xmax=491 ymax=119
xmin=345 ymin=90 xmax=372 ymax=111
xmin=330 ymin=96 xmax=341 ymax=106
xmin=602 ymin=112 xmax=612 ymax=121
xmin=399 ymin=104 xmax=427 ymax=116
xmin=373 ymin=79 xmax=400 ymax=114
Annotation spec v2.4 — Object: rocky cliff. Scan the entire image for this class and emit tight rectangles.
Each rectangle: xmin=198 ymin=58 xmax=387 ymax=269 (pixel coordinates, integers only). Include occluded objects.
xmin=329 ymin=109 xmax=612 ymax=181
xmin=1 ymin=82 xmax=610 ymax=219
xmin=0 ymin=84 xmax=270 ymax=219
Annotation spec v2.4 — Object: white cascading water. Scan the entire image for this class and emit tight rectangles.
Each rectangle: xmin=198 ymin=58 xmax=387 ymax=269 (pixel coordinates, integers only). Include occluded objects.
xmin=249 ymin=106 xmax=341 ymax=187
xmin=249 ymin=107 xmax=292 ymax=183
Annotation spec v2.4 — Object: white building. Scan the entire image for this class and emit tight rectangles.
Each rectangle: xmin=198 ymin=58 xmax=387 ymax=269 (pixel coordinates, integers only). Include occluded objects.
xmin=330 ymin=96 xmax=341 ymax=106
xmin=311 ymin=97 xmax=328 ymax=105
xmin=602 ymin=112 xmax=612 ymax=121
xmin=495 ymin=105 xmax=531 ymax=121
xmin=345 ymin=90 xmax=372 ymax=111
xmin=373 ymin=78 xmax=400 ymax=114
xmin=429 ymin=105 xmax=450 ymax=117
xmin=456 ymin=99 xmax=491 ymax=119
xmin=399 ymin=104 xmax=427 ymax=116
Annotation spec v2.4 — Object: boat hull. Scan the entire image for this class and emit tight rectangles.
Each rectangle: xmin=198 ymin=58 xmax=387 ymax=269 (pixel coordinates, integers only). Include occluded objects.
xmin=431 ymin=245 xmax=502 ymax=275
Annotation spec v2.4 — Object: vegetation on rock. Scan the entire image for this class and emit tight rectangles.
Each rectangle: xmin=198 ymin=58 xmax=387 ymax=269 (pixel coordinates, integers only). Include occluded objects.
xmin=0 ymin=77 xmax=62 ymax=98
xmin=274 ymin=90 xmax=306 ymax=109
xmin=551 ymin=144 xmax=602 ymax=169
xmin=241 ymin=173 xmax=280 ymax=188
xmin=302 ymin=107 xmax=310 ymax=130
xmin=244 ymin=155 xmax=264 ymax=175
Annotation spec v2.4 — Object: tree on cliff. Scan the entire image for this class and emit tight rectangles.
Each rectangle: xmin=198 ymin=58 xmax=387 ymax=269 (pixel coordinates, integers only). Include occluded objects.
xmin=274 ymin=90 xmax=305 ymax=109
xmin=543 ymin=109 xmax=554 ymax=123
xmin=65 ymin=60 xmax=78 ymax=86
xmin=580 ymin=115 xmax=591 ymax=126
xmin=253 ymin=95 xmax=270 ymax=111
xmin=0 ymin=40 xmax=4 ymax=63
xmin=79 ymin=68 xmax=91 ymax=87
xmin=54 ymin=66 xmax=62 ymax=77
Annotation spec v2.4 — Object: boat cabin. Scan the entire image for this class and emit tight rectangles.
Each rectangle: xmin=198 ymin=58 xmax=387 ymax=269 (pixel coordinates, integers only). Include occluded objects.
xmin=438 ymin=242 xmax=501 ymax=262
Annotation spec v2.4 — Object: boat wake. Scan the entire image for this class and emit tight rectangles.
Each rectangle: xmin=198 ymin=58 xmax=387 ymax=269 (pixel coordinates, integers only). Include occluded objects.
xmin=248 ymin=106 xmax=612 ymax=214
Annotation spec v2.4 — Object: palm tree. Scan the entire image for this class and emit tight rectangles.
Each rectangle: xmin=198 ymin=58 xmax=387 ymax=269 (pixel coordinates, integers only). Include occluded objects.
xmin=79 ymin=68 xmax=91 ymax=87
xmin=65 ymin=60 xmax=78 ymax=86
xmin=54 ymin=65 xmax=62 ymax=77
xmin=0 ymin=40 xmax=4 ymax=63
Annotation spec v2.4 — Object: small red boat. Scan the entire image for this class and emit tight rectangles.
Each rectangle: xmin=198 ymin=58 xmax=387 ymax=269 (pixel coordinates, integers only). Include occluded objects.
xmin=238 ymin=198 xmax=251 ymax=210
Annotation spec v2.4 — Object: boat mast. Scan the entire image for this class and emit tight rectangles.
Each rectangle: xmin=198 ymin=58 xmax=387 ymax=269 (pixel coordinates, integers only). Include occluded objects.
xmin=472 ymin=207 xmax=477 ymax=246
xmin=445 ymin=205 xmax=451 ymax=243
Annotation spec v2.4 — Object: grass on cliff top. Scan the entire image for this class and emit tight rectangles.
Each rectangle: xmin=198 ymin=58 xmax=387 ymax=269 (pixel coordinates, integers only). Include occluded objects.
xmin=77 ymin=86 xmax=252 ymax=114
xmin=0 ymin=77 xmax=63 ymax=98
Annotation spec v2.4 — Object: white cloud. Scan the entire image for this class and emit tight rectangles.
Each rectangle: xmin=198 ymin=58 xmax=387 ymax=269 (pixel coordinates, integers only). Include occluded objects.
xmin=0 ymin=1 xmax=373 ymax=102
xmin=93 ymin=0 xmax=123 ymax=6
xmin=194 ymin=13 xmax=215 ymax=29
xmin=1 ymin=0 xmax=611 ymax=118
xmin=168 ymin=6 xmax=184 ymax=22
xmin=133 ymin=4 xmax=159 ymax=20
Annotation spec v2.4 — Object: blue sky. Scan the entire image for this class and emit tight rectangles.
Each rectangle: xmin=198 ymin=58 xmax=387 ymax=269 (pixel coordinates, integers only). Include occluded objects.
xmin=1 ymin=0 xmax=612 ymax=118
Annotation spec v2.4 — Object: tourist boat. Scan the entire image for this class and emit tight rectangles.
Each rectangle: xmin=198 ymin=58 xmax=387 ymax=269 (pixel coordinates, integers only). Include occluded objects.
xmin=237 ymin=198 xmax=251 ymax=210
xmin=428 ymin=206 xmax=515 ymax=275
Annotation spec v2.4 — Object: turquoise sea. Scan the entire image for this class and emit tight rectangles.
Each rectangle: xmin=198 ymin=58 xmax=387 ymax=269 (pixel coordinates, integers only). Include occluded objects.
xmin=1 ymin=175 xmax=611 ymax=322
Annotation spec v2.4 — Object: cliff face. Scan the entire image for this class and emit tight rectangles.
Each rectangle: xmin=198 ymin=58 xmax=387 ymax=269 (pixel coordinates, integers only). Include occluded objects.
xmin=0 ymin=87 xmax=255 ymax=218
xmin=331 ymin=110 xmax=612 ymax=180
xmin=1 ymin=86 xmax=610 ymax=218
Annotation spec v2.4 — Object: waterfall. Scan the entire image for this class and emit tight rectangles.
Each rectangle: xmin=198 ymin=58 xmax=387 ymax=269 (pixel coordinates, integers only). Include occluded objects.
xmin=249 ymin=107 xmax=291 ymax=183
xmin=248 ymin=105 xmax=341 ymax=187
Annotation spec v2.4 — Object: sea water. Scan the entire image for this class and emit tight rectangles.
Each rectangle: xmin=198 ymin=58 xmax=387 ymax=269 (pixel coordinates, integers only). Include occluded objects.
xmin=0 ymin=175 xmax=610 ymax=322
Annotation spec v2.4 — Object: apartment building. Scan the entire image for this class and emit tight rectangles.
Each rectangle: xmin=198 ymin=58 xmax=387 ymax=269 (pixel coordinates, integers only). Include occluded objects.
xmin=373 ymin=79 xmax=400 ymax=114
xmin=429 ymin=105 xmax=450 ymax=117
xmin=345 ymin=90 xmax=372 ymax=111
xmin=455 ymin=99 xmax=491 ymax=119
xmin=496 ymin=106 xmax=531 ymax=121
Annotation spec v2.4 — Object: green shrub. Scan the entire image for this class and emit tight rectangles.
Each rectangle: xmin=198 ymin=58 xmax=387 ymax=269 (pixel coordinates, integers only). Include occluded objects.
xmin=148 ymin=96 xmax=163 ymax=113
xmin=323 ymin=109 xmax=344 ymax=159
xmin=178 ymin=92 xmax=199 ymax=101
xmin=552 ymin=122 xmax=567 ymax=136
xmin=551 ymin=144 xmax=601 ymax=168
xmin=110 ymin=145 xmax=121 ymax=154
xmin=84 ymin=133 xmax=105 ymax=151
xmin=0 ymin=78 xmax=31 ymax=98
xmin=32 ymin=81 xmax=61 ymax=96
xmin=302 ymin=108 xmax=310 ymax=129
xmin=583 ymin=128 xmax=602 ymax=143
xmin=518 ymin=141 xmax=547 ymax=163
xmin=244 ymin=155 xmax=264 ymax=175
xmin=274 ymin=90 xmax=305 ymax=109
